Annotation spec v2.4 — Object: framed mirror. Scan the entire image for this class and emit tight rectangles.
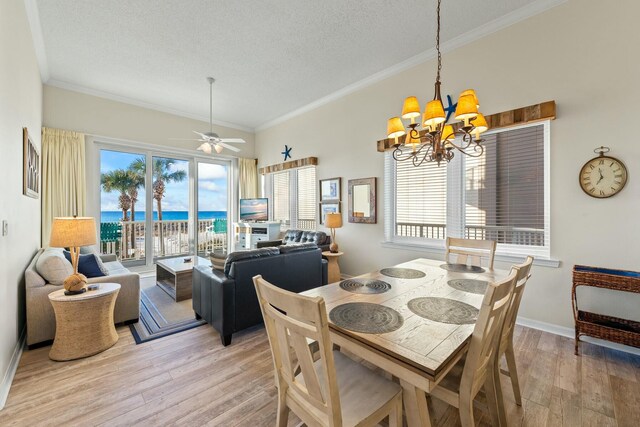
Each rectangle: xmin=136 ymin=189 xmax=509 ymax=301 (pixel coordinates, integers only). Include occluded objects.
xmin=348 ymin=177 xmax=376 ymax=224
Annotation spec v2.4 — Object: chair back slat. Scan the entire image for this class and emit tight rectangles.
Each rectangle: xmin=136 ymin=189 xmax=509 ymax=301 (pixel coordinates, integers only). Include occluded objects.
xmin=460 ymin=269 xmax=517 ymax=396
xmin=446 ymin=237 xmax=497 ymax=269
xmin=500 ymin=256 xmax=534 ymax=353
xmin=254 ymin=275 xmax=342 ymax=427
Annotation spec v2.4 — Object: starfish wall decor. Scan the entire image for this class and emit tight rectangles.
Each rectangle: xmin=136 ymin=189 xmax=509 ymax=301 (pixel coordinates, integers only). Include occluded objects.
xmin=281 ymin=145 xmax=292 ymax=161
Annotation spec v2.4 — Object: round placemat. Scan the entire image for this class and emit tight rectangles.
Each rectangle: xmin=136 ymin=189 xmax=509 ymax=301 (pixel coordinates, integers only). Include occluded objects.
xmin=339 ymin=279 xmax=391 ymax=294
xmin=440 ymin=263 xmax=486 ymax=273
xmin=330 ymin=303 xmax=404 ymax=334
xmin=447 ymin=279 xmax=489 ymax=295
xmin=379 ymin=268 xmax=426 ymax=279
xmin=408 ymin=297 xmax=479 ymax=324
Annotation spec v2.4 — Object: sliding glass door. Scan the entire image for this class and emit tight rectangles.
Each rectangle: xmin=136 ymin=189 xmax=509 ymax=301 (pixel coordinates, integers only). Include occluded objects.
xmin=99 ymin=145 xmax=231 ymax=267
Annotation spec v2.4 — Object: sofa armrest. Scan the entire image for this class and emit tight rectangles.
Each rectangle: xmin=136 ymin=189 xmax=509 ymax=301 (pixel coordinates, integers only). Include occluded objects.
xmin=322 ymin=259 xmax=329 ymax=285
xmin=256 ymin=239 xmax=282 ymax=249
xmin=192 ymin=266 xmax=236 ymax=339
xmin=99 ymin=254 xmax=118 ymax=263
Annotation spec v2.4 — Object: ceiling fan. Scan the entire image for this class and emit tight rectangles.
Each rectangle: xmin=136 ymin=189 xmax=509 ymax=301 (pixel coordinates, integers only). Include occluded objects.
xmin=170 ymin=77 xmax=245 ymax=154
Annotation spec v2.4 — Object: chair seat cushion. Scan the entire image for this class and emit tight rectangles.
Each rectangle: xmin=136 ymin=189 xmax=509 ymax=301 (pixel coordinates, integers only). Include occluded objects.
xmin=35 ymin=248 xmax=73 ymax=285
xmin=296 ymin=350 xmax=401 ymax=427
xmin=102 ymin=260 xmax=129 ymax=276
xmin=63 ymin=251 xmax=107 ymax=278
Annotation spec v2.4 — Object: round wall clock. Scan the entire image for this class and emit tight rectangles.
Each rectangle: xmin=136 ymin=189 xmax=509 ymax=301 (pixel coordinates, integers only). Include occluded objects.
xmin=579 ymin=146 xmax=628 ymax=198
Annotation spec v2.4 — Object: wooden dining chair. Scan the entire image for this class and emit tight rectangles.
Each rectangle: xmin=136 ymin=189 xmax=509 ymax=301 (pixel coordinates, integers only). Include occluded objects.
xmin=496 ymin=256 xmax=534 ymax=407
xmin=445 ymin=237 xmax=497 ymax=269
xmin=428 ymin=269 xmax=518 ymax=427
xmin=253 ymin=275 xmax=403 ymax=427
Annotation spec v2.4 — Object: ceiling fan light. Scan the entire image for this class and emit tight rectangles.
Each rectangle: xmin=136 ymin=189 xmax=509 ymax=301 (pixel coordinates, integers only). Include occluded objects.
xmin=199 ymin=142 xmax=213 ymax=154
xmin=401 ymin=96 xmax=421 ymax=120
xmin=214 ymin=144 xmax=224 ymax=154
xmin=455 ymin=94 xmax=479 ymax=121
xmin=387 ymin=117 xmax=406 ymax=139
xmin=423 ymin=100 xmax=446 ymax=127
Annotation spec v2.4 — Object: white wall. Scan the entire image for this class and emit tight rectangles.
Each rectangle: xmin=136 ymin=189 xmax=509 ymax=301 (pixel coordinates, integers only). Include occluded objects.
xmin=0 ymin=0 xmax=43 ymax=406
xmin=256 ymin=0 xmax=640 ymax=330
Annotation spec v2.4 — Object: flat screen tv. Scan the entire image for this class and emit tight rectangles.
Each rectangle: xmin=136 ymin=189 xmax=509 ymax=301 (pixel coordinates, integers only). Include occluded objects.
xmin=239 ymin=198 xmax=269 ymax=222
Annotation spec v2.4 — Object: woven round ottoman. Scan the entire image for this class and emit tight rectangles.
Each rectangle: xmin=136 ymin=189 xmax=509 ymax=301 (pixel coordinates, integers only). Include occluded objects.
xmin=48 ymin=283 xmax=120 ymax=361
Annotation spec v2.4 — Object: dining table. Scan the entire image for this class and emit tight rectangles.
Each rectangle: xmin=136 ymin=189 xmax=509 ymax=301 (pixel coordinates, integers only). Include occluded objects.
xmin=301 ymin=257 xmax=510 ymax=427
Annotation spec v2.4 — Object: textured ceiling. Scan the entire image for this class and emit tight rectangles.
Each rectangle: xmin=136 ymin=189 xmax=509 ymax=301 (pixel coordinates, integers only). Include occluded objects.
xmin=35 ymin=0 xmax=541 ymax=129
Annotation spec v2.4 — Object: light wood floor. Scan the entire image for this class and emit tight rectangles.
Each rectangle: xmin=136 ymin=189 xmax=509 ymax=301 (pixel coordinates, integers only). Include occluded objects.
xmin=1 ymin=323 xmax=639 ymax=426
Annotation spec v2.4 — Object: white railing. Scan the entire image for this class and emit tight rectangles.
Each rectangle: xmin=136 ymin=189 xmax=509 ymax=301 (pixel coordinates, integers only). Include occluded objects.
xmin=101 ymin=219 xmax=227 ymax=261
xmin=396 ymin=222 xmax=545 ymax=246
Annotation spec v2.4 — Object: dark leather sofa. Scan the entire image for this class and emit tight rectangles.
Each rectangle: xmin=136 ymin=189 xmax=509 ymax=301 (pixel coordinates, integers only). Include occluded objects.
xmin=257 ymin=229 xmax=331 ymax=252
xmin=192 ymin=244 xmax=328 ymax=346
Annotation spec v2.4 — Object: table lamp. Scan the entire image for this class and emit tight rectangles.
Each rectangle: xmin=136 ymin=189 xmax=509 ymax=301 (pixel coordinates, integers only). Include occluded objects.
xmin=49 ymin=217 xmax=97 ymax=295
xmin=325 ymin=213 xmax=343 ymax=253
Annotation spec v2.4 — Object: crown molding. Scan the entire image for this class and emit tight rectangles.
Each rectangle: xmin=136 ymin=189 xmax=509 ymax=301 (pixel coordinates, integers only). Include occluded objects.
xmin=255 ymin=0 xmax=567 ymax=132
xmin=23 ymin=0 xmax=49 ymax=82
xmin=45 ymin=79 xmax=254 ymax=133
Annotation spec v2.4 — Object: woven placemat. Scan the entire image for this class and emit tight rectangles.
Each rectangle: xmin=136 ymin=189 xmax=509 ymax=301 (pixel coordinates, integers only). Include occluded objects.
xmin=408 ymin=297 xmax=479 ymax=324
xmin=447 ymin=279 xmax=489 ymax=295
xmin=339 ymin=279 xmax=391 ymax=294
xmin=379 ymin=268 xmax=426 ymax=279
xmin=330 ymin=302 xmax=404 ymax=334
xmin=440 ymin=263 xmax=486 ymax=273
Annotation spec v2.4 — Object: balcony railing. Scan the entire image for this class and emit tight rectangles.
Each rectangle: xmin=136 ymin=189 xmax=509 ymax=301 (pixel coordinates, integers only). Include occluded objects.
xmin=396 ymin=222 xmax=545 ymax=246
xmin=100 ymin=219 xmax=228 ymax=261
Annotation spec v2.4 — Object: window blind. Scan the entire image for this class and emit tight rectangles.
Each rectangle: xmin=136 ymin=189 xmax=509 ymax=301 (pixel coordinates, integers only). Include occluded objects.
xmin=295 ymin=166 xmax=317 ymax=231
xmin=464 ymin=124 xmax=545 ymax=246
xmin=272 ymin=171 xmax=290 ymax=226
xmin=395 ymin=154 xmax=447 ymax=239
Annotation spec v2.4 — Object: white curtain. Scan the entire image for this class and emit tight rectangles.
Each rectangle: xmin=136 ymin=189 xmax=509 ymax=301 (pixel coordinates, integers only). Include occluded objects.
xmin=41 ymin=127 xmax=86 ymax=246
xmin=239 ymin=158 xmax=259 ymax=199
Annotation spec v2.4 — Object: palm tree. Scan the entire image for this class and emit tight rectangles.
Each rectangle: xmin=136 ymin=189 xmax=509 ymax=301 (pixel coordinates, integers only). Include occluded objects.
xmin=129 ymin=157 xmax=187 ymax=255
xmin=101 ymin=169 xmax=135 ymax=257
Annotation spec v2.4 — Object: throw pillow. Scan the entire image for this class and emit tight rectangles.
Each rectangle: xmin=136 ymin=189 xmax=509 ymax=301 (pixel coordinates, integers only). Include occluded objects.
xmin=209 ymin=250 xmax=227 ymax=271
xmin=63 ymin=251 xmax=107 ymax=278
xmin=35 ymin=248 xmax=73 ymax=285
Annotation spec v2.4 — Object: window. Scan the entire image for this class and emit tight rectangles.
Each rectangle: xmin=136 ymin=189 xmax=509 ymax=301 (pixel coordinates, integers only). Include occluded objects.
xmin=384 ymin=121 xmax=550 ymax=258
xmin=268 ymin=166 xmax=317 ymax=231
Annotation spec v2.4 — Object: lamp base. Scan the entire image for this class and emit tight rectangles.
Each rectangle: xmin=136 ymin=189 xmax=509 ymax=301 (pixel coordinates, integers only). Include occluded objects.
xmin=329 ymin=242 xmax=339 ymax=253
xmin=63 ymin=273 xmax=88 ymax=294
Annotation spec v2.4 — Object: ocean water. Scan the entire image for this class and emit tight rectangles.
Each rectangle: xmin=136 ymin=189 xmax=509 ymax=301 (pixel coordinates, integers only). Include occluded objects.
xmin=101 ymin=210 xmax=227 ymax=222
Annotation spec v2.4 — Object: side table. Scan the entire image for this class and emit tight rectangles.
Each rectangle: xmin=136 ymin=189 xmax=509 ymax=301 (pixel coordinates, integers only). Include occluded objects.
xmin=322 ymin=251 xmax=344 ymax=284
xmin=48 ymin=283 xmax=120 ymax=361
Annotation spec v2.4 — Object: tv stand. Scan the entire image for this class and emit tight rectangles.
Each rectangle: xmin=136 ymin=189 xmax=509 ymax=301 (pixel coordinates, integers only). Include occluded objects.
xmin=234 ymin=222 xmax=281 ymax=250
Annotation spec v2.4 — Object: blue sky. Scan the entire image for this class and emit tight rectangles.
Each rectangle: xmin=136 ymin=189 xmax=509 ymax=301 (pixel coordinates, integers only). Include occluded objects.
xmin=100 ymin=150 xmax=227 ymax=212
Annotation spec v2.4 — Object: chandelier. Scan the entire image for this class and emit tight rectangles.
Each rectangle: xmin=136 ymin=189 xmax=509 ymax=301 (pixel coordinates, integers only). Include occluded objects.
xmin=386 ymin=0 xmax=489 ymax=166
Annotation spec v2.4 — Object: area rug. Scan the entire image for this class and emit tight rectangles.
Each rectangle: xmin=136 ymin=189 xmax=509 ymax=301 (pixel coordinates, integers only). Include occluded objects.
xmin=129 ymin=285 xmax=206 ymax=344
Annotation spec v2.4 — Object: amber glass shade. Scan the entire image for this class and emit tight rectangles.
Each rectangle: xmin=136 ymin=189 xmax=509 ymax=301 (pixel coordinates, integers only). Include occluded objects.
xmin=214 ymin=144 xmax=224 ymax=154
xmin=422 ymin=100 xmax=446 ymax=128
xmin=401 ymin=96 xmax=421 ymax=120
xmin=441 ymin=124 xmax=455 ymax=142
xmin=460 ymin=89 xmax=479 ymax=108
xmin=472 ymin=113 xmax=488 ymax=134
xmin=50 ymin=217 xmax=97 ymax=248
xmin=387 ymin=117 xmax=406 ymax=139
xmin=455 ymin=94 xmax=479 ymax=121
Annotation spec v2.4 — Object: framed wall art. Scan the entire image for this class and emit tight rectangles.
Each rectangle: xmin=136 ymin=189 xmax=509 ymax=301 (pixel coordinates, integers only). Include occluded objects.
xmin=23 ymin=127 xmax=40 ymax=199
xmin=320 ymin=177 xmax=341 ymax=202
xmin=319 ymin=202 xmax=341 ymax=225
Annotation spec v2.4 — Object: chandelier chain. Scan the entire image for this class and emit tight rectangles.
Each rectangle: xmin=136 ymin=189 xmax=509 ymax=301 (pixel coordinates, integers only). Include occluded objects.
xmin=436 ymin=0 xmax=442 ymax=83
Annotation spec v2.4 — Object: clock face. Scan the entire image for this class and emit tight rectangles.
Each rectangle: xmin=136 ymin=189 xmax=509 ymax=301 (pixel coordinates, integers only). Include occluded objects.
xmin=579 ymin=155 xmax=628 ymax=198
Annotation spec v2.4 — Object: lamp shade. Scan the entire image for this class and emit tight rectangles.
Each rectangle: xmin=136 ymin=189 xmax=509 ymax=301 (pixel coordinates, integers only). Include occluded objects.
xmin=325 ymin=213 xmax=343 ymax=229
xmin=454 ymin=94 xmax=479 ymax=121
xmin=387 ymin=117 xmax=406 ymax=139
xmin=198 ymin=142 xmax=212 ymax=154
xmin=441 ymin=124 xmax=455 ymax=141
xmin=401 ymin=96 xmax=421 ymax=120
xmin=460 ymin=89 xmax=479 ymax=108
xmin=422 ymin=100 xmax=446 ymax=128
xmin=213 ymin=144 xmax=224 ymax=154
xmin=50 ymin=217 xmax=97 ymax=248
xmin=472 ymin=113 xmax=488 ymax=134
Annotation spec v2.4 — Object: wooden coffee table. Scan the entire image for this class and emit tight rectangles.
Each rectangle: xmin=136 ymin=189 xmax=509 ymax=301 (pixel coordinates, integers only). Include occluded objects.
xmin=156 ymin=256 xmax=211 ymax=302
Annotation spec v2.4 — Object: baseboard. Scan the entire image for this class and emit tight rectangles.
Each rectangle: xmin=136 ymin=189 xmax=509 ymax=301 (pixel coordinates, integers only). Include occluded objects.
xmin=0 ymin=328 xmax=26 ymax=410
xmin=516 ymin=316 xmax=640 ymax=356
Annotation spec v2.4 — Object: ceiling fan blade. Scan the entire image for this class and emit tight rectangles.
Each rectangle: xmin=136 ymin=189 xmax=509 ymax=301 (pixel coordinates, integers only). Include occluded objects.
xmin=193 ymin=130 xmax=210 ymax=139
xmin=217 ymin=142 xmax=241 ymax=152
xmin=219 ymin=138 xmax=246 ymax=144
xmin=169 ymin=138 xmax=206 ymax=141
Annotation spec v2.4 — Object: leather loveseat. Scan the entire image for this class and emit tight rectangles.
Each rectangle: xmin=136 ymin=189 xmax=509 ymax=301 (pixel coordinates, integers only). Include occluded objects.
xmin=192 ymin=244 xmax=328 ymax=346
xmin=257 ymin=229 xmax=331 ymax=252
